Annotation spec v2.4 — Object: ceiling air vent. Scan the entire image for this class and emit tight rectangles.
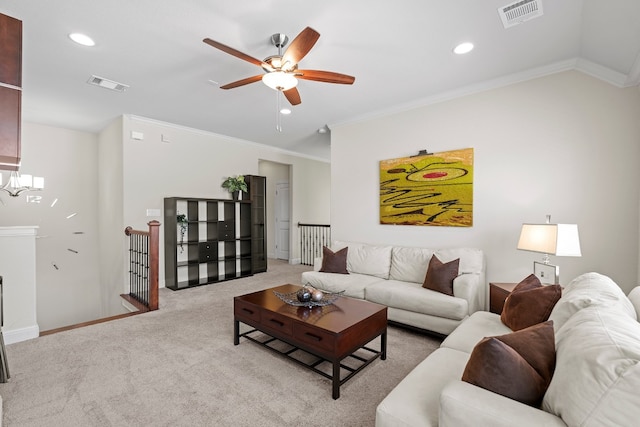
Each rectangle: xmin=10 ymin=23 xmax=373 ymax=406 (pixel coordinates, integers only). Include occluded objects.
xmin=87 ymin=75 xmax=129 ymax=92
xmin=498 ymin=0 xmax=543 ymax=29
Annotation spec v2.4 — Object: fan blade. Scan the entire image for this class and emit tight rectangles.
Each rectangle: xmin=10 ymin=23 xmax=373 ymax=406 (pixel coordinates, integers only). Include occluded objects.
xmin=220 ymin=75 xmax=264 ymax=89
xmin=283 ymin=87 xmax=301 ymax=105
xmin=281 ymin=27 xmax=320 ymax=68
xmin=203 ymin=38 xmax=269 ymax=69
xmin=296 ymin=70 xmax=355 ymax=85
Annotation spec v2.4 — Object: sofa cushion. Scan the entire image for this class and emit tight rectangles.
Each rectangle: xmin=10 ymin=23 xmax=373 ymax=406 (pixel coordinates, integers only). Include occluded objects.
xmin=549 ymin=272 xmax=637 ymax=331
xmin=300 ymin=271 xmax=382 ymax=300
xmin=422 ymin=255 xmax=459 ymax=296
xmin=366 ymin=280 xmax=468 ymax=321
xmin=440 ymin=381 xmax=569 ymax=427
xmin=389 ymin=246 xmax=435 ymax=283
xmin=389 ymin=247 xmax=484 ymax=283
xmin=319 ymin=246 xmax=348 ymax=274
xmin=385 ymin=307 xmax=465 ymax=336
xmin=441 ymin=311 xmax=512 ymax=354
xmin=333 ymin=241 xmax=392 ymax=279
xmin=436 ymin=248 xmax=484 ymax=275
xmin=542 ymin=306 xmax=640 ymax=426
xmin=376 ymin=347 xmax=470 ymax=427
xmin=501 ymin=274 xmax=561 ymax=331
xmin=628 ymin=286 xmax=640 ymax=320
xmin=462 ymin=321 xmax=555 ymax=407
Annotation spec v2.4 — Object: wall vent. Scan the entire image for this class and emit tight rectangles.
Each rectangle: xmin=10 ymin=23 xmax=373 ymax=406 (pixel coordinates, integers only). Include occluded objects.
xmin=87 ymin=75 xmax=129 ymax=92
xmin=498 ymin=0 xmax=543 ymax=29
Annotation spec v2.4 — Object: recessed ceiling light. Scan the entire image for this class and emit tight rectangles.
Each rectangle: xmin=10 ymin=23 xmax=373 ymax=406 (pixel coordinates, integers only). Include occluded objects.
xmin=69 ymin=33 xmax=95 ymax=47
xmin=280 ymin=108 xmax=291 ymax=115
xmin=453 ymin=42 xmax=474 ymax=55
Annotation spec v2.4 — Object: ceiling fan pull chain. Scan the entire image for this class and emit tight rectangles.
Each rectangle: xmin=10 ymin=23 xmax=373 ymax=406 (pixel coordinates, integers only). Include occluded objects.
xmin=276 ymin=91 xmax=283 ymax=132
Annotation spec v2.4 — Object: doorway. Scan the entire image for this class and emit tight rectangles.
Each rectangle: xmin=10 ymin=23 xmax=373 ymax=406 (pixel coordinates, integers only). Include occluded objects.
xmin=275 ymin=181 xmax=290 ymax=260
xmin=258 ymin=160 xmax=291 ymax=262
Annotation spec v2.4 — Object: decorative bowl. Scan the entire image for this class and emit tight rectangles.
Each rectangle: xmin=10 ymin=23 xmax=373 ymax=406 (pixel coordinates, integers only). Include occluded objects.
xmin=274 ymin=288 xmax=344 ymax=307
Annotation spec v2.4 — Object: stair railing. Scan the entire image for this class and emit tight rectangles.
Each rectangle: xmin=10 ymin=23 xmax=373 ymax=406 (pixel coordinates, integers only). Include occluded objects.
xmin=123 ymin=220 xmax=160 ymax=311
xmin=298 ymin=222 xmax=331 ymax=266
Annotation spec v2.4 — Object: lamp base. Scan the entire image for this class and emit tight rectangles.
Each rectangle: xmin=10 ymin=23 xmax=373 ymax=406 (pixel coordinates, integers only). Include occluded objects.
xmin=533 ymin=261 xmax=559 ymax=285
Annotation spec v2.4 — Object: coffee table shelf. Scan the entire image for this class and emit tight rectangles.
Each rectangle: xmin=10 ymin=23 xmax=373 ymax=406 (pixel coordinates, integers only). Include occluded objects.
xmin=239 ymin=328 xmax=383 ymax=393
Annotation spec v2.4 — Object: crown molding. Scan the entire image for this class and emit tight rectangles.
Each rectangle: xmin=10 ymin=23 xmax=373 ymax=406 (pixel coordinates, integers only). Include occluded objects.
xmin=330 ymin=59 xmax=578 ymax=130
xmin=624 ymin=52 xmax=640 ymax=87
xmin=124 ymin=115 xmax=330 ymax=163
xmin=573 ymin=58 xmax=629 ymax=88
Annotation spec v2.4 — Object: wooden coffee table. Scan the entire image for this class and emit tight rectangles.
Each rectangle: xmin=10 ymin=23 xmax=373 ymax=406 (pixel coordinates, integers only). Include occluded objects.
xmin=234 ymin=284 xmax=387 ymax=399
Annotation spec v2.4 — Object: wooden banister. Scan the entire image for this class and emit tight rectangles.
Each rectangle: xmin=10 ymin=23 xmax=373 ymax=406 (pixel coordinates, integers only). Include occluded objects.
xmin=123 ymin=220 xmax=160 ymax=311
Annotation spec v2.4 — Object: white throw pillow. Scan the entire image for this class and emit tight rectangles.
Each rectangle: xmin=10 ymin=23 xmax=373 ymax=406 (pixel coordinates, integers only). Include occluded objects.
xmin=542 ymin=306 xmax=640 ymax=426
xmin=548 ymin=272 xmax=637 ymax=331
xmin=435 ymin=248 xmax=484 ymax=275
xmin=332 ymin=241 xmax=392 ymax=279
xmin=389 ymin=247 xmax=435 ymax=283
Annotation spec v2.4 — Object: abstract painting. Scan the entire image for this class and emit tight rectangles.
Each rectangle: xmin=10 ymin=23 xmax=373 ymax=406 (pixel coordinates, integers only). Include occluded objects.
xmin=380 ymin=148 xmax=473 ymax=226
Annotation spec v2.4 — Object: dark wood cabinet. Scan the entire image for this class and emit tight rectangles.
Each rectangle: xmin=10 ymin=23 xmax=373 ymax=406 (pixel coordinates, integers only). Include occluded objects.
xmin=245 ymin=175 xmax=267 ymax=273
xmin=0 ymin=13 xmax=22 ymax=171
xmin=164 ymin=197 xmax=252 ymax=290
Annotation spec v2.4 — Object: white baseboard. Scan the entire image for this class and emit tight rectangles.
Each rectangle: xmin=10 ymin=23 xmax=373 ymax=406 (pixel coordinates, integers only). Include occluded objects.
xmin=290 ymin=258 xmax=301 ymax=265
xmin=3 ymin=324 xmax=40 ymax=345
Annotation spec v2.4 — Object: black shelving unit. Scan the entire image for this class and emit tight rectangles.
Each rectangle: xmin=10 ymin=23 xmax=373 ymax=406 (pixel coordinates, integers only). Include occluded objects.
xmin=245 ymin=175 xmax=267 ymax=273
xmin=164 ymin=197 xmax=252 ymax=290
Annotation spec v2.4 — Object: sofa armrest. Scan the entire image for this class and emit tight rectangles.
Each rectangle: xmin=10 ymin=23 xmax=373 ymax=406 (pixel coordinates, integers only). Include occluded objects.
xmin=439 ymin=381 xmax=567 ymax=427
xmin=452 ymin=273 xmax=484 ymax=315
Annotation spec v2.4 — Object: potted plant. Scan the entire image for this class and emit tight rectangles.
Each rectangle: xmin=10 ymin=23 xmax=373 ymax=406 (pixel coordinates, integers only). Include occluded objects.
xmin=177 ymin=213 xmax=188 ymax=252
xmin=221 ymin=175 xmax=248 ymax=200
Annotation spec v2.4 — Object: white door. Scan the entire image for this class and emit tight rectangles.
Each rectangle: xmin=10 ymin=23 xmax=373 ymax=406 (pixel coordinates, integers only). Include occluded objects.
xmin=275 ymin=182 xmax=290 ymax=260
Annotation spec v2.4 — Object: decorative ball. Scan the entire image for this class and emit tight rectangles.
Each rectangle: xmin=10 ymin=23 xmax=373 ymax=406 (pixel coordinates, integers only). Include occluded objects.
xmin=296 ymin=288 xmax=312 ymax=303
xmin=311 ymin=289 xmax=324 ymax=302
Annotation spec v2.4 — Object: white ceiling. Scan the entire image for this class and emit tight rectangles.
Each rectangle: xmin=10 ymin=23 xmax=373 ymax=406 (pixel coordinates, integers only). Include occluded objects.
xmin=2 ymin=0 xmax=639 ymax=160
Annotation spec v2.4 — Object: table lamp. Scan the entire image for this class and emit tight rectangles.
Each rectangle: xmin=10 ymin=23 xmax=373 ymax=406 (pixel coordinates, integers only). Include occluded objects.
xmin=517 ymin=215 xmax=581 ymax=284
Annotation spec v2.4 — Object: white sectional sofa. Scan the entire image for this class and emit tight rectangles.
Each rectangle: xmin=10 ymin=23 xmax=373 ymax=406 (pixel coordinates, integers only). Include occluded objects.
xmin=375 ymin=272 xmax=640 ymax=427
xmin=301 ymin=241 xmax=486 ymax=336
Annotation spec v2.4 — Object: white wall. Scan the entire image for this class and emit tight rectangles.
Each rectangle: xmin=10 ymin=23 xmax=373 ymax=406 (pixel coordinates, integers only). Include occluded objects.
xmin=120 ymin=116 xmax=331 ymax=286
xmin=1 ymin=116 xmax=331 ymax=332
xmin=0 ymin=227 xmax=38 ymax=343
xmin=0 ymin=123 xmax=102 ymax=331
xmin=98 ymin=118 xmax=127 ymax=317
xmin=331 ymin=71 xmax=640 ymax=293
xmin=258 ymin=159 xmax=332 ymax=260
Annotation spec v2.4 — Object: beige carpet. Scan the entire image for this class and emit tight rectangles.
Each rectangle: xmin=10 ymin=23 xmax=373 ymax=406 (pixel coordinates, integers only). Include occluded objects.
xmin=0 ymin=260 xmax=441 ymax=426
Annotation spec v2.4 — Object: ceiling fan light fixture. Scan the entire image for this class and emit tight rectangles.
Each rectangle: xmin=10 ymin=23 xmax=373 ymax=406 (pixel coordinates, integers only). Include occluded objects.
xmin=262 ymin=71 xmax=298 ymax=91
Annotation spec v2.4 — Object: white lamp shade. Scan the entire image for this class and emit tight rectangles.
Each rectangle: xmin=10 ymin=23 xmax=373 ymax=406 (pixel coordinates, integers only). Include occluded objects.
xmin=517 ymin=223 xmax=581 ymax=257
xmin=262 ymin=71 xmax=298 ymax=91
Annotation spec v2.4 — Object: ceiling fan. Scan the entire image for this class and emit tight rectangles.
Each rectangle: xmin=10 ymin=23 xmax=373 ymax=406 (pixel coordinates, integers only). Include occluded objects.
xmin=203 ymin=27 xmax=355 ymax=106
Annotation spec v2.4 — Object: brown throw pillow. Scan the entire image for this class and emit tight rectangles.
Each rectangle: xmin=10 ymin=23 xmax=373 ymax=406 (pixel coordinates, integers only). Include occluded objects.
xmin=501 ymin=274 xmax=561 ymax=331
xmin=462 ymin=321 xmax=556 ymax=407
xmin=319 ymin=246 xmax=349 ymax=274
xmin=422 ymin=255 xmax=459 ymax=296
